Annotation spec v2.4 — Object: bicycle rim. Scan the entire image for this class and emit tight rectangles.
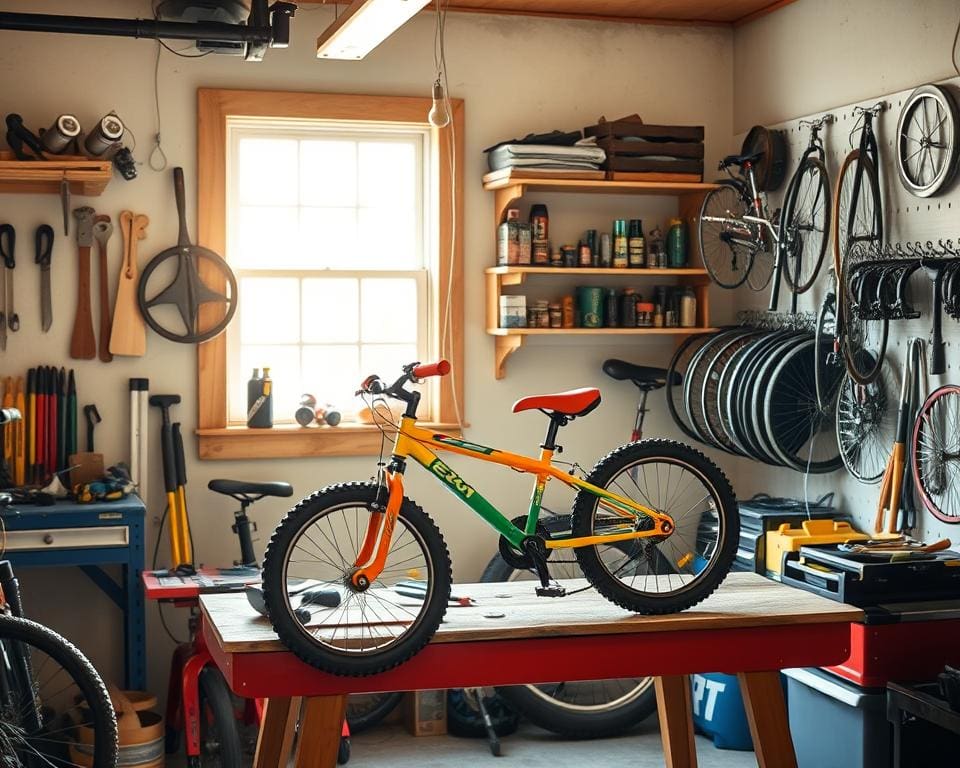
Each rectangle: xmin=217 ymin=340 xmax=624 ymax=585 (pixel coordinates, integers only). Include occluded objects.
xmin=0 ymin=614 xmax=118 ymax=768
xmin=896 ymin=84 xmax=960 ymax=198
xmin=836 ymin=366 xmax=896 ymax=484
xmin=834 ymin=150 xmax=883 ymax=275
xmin=912 ymin=386 xmax=960 ymax=523
xmin=698 ymin=185 xmax=754 ymax=289
xmin=783 ymin=158 xmax=830 ymax=293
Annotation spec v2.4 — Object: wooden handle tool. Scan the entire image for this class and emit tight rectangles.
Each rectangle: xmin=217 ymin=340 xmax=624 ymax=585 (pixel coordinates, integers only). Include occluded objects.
xmin=93 ymin=215 xmax=114 ymax=362
xmin=70 ymin=207 xmax=97 ymax=359
xmin=109 ymin=211 xmax=149 ymax=357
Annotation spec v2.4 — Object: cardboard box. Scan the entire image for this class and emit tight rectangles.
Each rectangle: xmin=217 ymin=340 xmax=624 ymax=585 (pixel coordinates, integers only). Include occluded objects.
xmin=403 ymin=690 xmax=447 ymax=736
xmin=499 ymin=295 xmax=527 ymax=328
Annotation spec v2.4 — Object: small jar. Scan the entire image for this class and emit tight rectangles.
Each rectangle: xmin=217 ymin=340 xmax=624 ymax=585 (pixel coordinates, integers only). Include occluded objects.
xmin=550 ymin=249 xmax=564 ymax=268
xmin=561 ymin=295 xmax=575 ymax=328
xmin=653 ymin=303 xmax=664 ymax=328
xmin=679 ymin=288 xmax=697 ymax=328
xmin=535 ymin=300 xmax=551 ymax=328
xmin=548 ymin=302 xmax=562 ymax=328
xmin=561 ymin=245 xmax=578 ymax=268
xmin=636 ymin=302 xmax=655 ymax=328
xmin=533 ymin=240 xmax=550 ymax=265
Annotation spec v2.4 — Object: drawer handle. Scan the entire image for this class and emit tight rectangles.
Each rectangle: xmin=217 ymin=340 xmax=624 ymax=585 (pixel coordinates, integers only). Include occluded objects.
xmin=43 ymin=534 xmax=54 ymax=545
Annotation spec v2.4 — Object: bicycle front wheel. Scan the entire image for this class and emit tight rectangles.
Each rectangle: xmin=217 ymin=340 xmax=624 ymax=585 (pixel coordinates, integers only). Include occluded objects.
xmin=698 ymin=184 xmax=755 ymax=289
xmin=782 ymin=157 xmax=831 ymax=293
xmin=261 ymin=482 xmax=452 ymax=676
xmin=0 ymin=614 xmax=118 ymax=768
xmin=833 ymin=149 xmax=883 ymax=273
xmin=572 ymin=440 xmax=738 ymax=614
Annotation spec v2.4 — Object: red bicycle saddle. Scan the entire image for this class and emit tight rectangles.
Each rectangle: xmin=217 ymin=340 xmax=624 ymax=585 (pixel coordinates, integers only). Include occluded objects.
xmin=512 ymin=388 xmax=601 ymax=417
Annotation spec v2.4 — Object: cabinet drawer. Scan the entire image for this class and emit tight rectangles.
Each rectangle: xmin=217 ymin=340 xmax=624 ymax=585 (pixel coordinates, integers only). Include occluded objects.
xmin=3 ymin=526 xmax=129 ymax=552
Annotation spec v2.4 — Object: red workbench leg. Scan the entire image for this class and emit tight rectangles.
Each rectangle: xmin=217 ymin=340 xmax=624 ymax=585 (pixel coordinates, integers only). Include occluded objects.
xmin=738 ymin=670 xmax=797 ymax=768
xmin=254 ymin=697 xmax=301 ymax=768
xmin=293 ymin=695 xmax=348 ymax=768
xmin=655 ymin=675 xmax=698 ymax=767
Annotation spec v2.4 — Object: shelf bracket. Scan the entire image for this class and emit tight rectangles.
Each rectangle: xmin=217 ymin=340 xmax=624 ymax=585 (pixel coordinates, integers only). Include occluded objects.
xmin=494 ymin=335 xmax=524 ymax=380
xmin=494 ymin=183 xmax=526 ymax=228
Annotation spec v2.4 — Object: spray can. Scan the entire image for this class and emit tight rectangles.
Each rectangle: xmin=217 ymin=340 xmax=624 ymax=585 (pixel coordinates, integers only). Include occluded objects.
xmin=247 ymin=367 xmax=274 ymax=428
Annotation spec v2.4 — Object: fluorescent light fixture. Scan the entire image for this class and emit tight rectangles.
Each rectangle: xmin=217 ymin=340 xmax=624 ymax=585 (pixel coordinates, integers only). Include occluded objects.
xmin=316 ymin=0 xmax=431 ymax=60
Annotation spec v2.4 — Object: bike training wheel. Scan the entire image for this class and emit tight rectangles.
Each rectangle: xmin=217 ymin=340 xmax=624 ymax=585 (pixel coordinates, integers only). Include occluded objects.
xmin=478 ymin=517 xmax=658 ymax=739
xmin=346 ymin=693 xmax=403 ymax=733
xmin=912 ymin=385 xmax=960 ymax=523
xmin=197 ymin=666 xmax=243 ymax=768
xmin=0 ymin=613 xmax=119 ymax=768
xmin=833 ymin=149 xmax=883 ymax=275
xmin=261 ymin=482 xmax=452 ymax=676
xmin=782 ymin=157 xmax=831 ymax=293
xmin=572 ymin=439 xmax=738 ymax=614
xmin=814 ymin=290 xmax=845 ymax=413
xmin=836 ymin=363 xmax=896 ymax=484
xmin=698 ymin=184 xmax=755 ymax=289
xmin=896 ymin=84 xmax=960 ymax=198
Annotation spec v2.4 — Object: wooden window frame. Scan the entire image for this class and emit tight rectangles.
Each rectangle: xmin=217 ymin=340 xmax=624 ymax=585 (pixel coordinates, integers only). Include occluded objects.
xmin=196 ymin=88 xmax=464 ymax=460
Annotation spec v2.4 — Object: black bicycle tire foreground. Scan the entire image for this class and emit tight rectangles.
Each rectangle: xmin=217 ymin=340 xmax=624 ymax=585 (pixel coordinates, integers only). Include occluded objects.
xmin=0 ymin=613 xmax=119 ymax=767
xmin=477 ymin=516 xmax=658 ymax=739
xmin=196 ymin=666 xmax=243 ymax=768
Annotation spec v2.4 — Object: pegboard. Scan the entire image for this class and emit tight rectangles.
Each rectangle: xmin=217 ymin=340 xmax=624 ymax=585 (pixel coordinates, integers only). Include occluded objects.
xmin=725 ymin=76 xmax=960 ymax=544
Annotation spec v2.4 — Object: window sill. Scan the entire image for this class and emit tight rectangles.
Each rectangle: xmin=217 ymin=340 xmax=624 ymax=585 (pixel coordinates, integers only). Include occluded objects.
xmin=197 ymin=423 xmax=464 ymax=460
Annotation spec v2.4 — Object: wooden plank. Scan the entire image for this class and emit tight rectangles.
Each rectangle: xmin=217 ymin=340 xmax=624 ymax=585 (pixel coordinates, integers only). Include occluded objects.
xmin=740 ymin=670 xmax=798 ymax=767
xmin=655 ymin=676 xmax=698 ymax=768
xmin=201 ymin=572 xmax=863 ymax=654
xmin=254 ymin=697 xmax=301 ymax=768
xmin=482 ymin=173 xmax=718 ymax=194
xmin=293 ymin=696 xmax=347 ymax=767
xmin=605 ymin=157 xmax=704 ymax=175
xmin=485 ymin=266 xmax=710 ymax=277
xmin=487 ymin=327 xmax=719 ymax=336
xmin=605 ymin=171 xmax=703 ymax=183
xmin=482 ymin=167 xmax=605 ymax=185
xmin=598 ymin=140 xmax=705 ymax=159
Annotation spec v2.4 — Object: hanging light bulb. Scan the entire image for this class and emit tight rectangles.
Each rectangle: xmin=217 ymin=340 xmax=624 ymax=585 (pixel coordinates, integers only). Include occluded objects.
xmin=428 ymin=79 xmax=450 ymax=128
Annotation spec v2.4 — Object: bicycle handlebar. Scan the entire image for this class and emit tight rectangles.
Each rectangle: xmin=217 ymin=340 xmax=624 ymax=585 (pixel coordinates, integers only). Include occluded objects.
xmin=412 ymin=360 xmax=450 ymax=379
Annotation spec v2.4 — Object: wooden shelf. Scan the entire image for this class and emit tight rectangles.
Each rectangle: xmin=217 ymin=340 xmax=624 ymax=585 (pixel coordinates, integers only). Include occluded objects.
xmin=483 ymin=171 xmax=717 ymax=378
xmin=0 ymin=152 xmax=113 ymax=196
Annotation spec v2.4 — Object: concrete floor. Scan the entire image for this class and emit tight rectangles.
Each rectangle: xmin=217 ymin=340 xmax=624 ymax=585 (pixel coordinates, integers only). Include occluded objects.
xmin=348 ymin=723 xmax=757 ymax=768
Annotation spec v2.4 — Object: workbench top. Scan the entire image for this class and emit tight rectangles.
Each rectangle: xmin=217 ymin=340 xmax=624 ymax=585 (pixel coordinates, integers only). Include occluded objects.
xmin=201 ymin=571 xmax=863 ymax=655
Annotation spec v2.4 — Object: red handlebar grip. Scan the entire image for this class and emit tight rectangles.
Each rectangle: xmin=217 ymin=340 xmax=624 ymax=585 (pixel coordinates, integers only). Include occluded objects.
xmin=413 ymin=360 xmax=451 ymax=378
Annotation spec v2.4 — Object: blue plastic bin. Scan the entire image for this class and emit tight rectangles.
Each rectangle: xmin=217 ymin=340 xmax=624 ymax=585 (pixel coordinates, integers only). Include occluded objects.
xmin=691 ymin=672 xmax=753 ymax=750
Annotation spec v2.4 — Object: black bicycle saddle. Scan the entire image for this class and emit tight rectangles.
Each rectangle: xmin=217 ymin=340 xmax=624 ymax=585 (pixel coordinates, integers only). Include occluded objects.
xmin=602 ymin=360 xmax=680 ymax=390
xmin=208 ymin=479 xmax=293 ymax=499
xmin=720 ymin=149 xmax=764 ymax=168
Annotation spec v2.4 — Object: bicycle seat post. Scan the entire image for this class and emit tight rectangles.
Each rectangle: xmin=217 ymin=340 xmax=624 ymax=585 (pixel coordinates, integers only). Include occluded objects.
xmin=233 ymin=496 xmax=258 ymax=569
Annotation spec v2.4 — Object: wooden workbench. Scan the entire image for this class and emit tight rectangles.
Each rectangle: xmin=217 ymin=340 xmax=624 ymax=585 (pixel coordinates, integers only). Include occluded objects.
xmin=201 ymin=572 xmax=862 ymax=767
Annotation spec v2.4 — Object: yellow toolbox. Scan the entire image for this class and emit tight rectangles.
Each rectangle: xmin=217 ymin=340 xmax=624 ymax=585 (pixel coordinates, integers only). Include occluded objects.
xmin=765 ymin=520 xmax=870 ymax=577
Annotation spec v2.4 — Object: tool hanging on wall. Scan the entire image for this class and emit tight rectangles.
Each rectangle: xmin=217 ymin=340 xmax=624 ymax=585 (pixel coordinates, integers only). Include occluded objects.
xmin=137 ymin=167 xmax=238 ymax=345
xmin=25 ymin=368 xmax=34 ymax=483
xmin=35 ymin=224 xmax=53 ymax=332
xmin=110 ymin=211 xmax=149 ymax=356
xmin=899 ymin=339 xmax=928 ymax=534
xmin=150 ymin=394 xmax=193 ymax=573
xmin=0 ymin=224 xmax=18 ymax=348
xmin=92 ymin=215 xmax=114 ymax=362
xmin=129 ymin=378 xmax=148 ymax=501
xmin=70 ymin=207 xmax=96 ymax=358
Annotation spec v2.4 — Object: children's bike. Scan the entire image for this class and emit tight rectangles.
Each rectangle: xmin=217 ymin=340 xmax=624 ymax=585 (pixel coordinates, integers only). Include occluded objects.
xmin=261 ymin=361 xmax=739 ymax=677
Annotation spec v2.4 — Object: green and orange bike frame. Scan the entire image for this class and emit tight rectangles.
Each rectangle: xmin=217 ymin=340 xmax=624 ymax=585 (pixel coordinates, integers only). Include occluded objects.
xmin=350 ymin=415 xmax=678 ymax=588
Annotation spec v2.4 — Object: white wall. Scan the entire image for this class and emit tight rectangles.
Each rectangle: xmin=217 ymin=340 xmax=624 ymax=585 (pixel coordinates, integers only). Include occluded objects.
xmin=733 ymin=0 xmax=960 ymax=133
xmin=0 ymin=1 xmax=733 ymax=695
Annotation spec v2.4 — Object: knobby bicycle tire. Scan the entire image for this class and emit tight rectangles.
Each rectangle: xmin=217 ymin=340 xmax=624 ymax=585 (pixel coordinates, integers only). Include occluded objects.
xmin=572 ymin=439 xmax=739 ymax=615
xmin=262 ymin=482 xmax=452 ymax=676
xmin=0 ymin=613 xmax=119 ymax=768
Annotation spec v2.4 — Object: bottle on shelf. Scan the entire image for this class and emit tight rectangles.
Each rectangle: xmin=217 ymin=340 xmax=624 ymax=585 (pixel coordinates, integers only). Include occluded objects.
xmin=627 ymin=219 xmax=645 ymax=268
xmin=604 ymin=287 xmax=619 ymax=327
xmin=530 ymin=204 xmax=549 ymax=241
xmin=667 ymin=218 xmax=689 ymax=268
xmin=612 ymin=220 xmax=628 ymax=268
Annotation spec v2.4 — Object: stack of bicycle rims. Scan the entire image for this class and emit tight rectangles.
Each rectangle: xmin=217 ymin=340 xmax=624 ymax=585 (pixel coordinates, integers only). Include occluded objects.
xmin=666 ymin=328 xmax=843 ymax=472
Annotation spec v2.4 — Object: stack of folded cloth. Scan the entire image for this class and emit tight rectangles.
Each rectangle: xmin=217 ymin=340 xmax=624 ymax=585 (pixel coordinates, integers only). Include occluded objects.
xmin=487 ymin=139 xmax=606 ymax=173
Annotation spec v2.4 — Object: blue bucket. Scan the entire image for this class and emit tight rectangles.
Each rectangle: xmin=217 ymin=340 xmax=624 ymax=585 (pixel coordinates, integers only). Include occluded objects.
xmin=691 ymin=672 xmax=754 ymax=751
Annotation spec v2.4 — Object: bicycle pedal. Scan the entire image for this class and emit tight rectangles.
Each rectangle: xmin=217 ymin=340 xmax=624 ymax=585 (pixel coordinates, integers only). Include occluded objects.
xmin=535 ymin=585 xmax=566 ymax=598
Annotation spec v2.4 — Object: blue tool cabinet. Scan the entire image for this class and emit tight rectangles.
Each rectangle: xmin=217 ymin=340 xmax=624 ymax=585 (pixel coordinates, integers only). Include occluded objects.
xmin=0 ymin=497 xmax=146 ymax=689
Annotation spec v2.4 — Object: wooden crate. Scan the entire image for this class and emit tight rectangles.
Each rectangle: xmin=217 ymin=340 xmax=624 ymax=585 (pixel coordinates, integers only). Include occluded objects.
xmin=584 ymin=116 xmax=704 ymax=181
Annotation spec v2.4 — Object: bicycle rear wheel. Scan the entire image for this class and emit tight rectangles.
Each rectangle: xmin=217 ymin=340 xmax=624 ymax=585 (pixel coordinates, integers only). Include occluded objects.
xmin=912 ymin=386 xmax=960 ymax=523
xmin=782 ymin=157 xmax=831 ymax=293
xmin=698 ymin=185 xmax=755 ymax=288
xmin=261 ymin=482 xmax=452 ymax=676
xmin=0 ymin=613 xmax=118 ymax=768
xmin=572 ymin=440 xmax=738 ymax=614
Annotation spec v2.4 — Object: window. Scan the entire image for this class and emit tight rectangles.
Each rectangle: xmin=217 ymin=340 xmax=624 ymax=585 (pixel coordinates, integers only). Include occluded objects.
xmin=196 ymin=89 xmax=463 ymax=459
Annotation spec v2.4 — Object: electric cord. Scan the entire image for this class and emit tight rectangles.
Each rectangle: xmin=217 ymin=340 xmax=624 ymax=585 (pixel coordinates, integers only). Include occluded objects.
xmin=150 ymin=503 xmax=190 ymax=645
xmin=953 ymin=8 xmax=960 ymax=78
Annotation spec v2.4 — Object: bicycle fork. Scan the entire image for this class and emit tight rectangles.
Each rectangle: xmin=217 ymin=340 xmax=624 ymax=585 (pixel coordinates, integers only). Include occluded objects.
xmin=350 ymin=469 xmax=405 ymax=589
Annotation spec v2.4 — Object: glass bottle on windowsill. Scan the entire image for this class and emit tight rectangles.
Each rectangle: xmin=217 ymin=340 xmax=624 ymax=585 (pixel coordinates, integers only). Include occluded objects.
xmin=247 ymin=367 xmax=274 ymax=428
